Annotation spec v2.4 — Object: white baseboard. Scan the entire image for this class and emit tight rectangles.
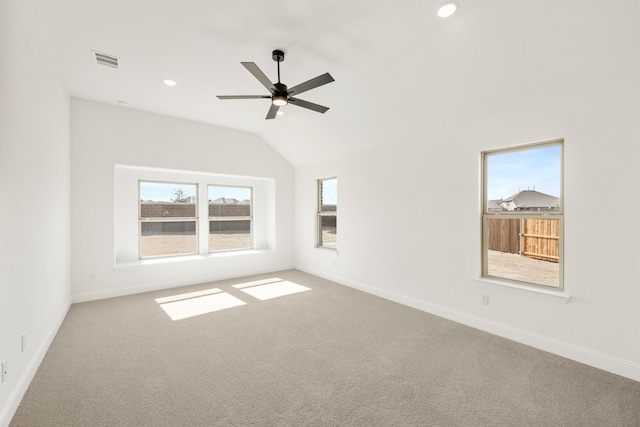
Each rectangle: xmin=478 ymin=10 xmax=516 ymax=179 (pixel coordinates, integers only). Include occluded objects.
xmin=295 ymin=265 xmax=640 ymax=383
xmin=0 ymin=298 xmax=71 ymax=427
xmin=72 ymin=263 xmax=294 ymax=303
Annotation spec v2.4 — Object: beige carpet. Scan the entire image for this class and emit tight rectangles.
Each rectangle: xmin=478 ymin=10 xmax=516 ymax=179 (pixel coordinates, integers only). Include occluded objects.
xmin=10 ymin=270 xmax=640 ymax=426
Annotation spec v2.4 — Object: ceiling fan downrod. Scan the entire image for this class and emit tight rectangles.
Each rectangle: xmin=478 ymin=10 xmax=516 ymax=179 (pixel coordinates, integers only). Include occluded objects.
xmin=272 ymin=49 xmax=284 ymax=84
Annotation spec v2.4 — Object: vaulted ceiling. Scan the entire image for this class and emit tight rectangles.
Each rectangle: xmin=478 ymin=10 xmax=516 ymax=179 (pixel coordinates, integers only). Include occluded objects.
xmin=27 ymin=0 xmax=639 ymax=166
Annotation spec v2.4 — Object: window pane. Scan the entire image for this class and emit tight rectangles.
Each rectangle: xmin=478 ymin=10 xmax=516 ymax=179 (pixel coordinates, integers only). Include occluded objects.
xmin=320 ymin=178 xmax=337 ymax=213
xmin=208 ymin=186 xmax=251 ymax=217
xmin=209 ymin=220 xmax=252 ymax=251
xmin=486 ymin=145 xmax=561 ymax=212
xmin=140 ymin=221 xmax=197 ymax=257
xmin=319 ymin=216 xmax=337 ymax=249
xmin=140 ymin=182 xmax=197 ymax=218
xmin=318 ymin=178 xmax=337 ymax=249
xmin=486 ymin=217 xmax=560 ymax=287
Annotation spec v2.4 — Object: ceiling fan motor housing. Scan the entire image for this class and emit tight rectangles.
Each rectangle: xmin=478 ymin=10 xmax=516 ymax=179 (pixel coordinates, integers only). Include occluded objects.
xmin=272 ymin=82 xmax=289 ymax=106
xmin=274 ymin=82 xmax=288 ymax=97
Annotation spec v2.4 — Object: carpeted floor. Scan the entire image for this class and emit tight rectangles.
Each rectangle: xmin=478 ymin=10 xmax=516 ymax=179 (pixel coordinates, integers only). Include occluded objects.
xmin=10 ymin=270 xmax=640 ymax=426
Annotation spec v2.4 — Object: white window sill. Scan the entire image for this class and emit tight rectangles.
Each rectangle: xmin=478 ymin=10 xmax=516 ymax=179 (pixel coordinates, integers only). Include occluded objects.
xmin=475 ymin=277 xmax=570 ymax=304
xmin=114 ymin=249 xmax=268 ymax=270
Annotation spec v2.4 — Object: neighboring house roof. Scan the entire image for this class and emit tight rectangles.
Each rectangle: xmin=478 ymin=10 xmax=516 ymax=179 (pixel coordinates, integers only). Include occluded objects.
xmin=210 ymin=197 xmax=238 ymax=204
xmin=210 ymin=197 xmax=250 ymax=205
xmin=502 ymin=189 xmax=559 ymax=210
xmin=140 ymin=199 xmax=196 ymax=203
xmin=487 ymin=200 xmax=503 ymax=211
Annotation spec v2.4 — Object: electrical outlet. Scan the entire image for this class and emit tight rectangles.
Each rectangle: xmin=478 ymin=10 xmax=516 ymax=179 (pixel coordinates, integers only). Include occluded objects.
xmin=480 ymin=293 xmax=489 ymax=305
xmin=1 ymin=359 xmax=7 ymax=383
xmin=89 ymin=273 xmax=96 ymax=281
xmin=21 ymin=333 xmax=26 ymax=352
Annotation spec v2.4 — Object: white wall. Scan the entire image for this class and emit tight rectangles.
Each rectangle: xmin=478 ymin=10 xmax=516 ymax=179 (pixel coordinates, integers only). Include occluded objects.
xmin=0 ymin=1 xmax=71 ymax=425
xmin=294 ymin=78 xmax=640 ymax=381
xmin=70 ymin=98 xmax=294 ymax=302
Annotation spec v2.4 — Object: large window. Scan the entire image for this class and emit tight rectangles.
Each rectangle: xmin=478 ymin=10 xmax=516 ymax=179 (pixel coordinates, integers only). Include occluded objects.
xmin=208 ymin=185 xmax=253 ymax=252
xmin=318 ymin=177 xmax=337 ymax=249
xmin=116 ymin=165 xmax=274 ymax=265
xmin=482 ymin=140 xmax=563 ymax=289
xmin=139 ymin=181 xmax=198 ymax=258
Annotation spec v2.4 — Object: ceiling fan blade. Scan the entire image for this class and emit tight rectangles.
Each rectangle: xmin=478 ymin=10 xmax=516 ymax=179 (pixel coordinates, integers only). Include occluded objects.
xmin=288 ymin=97 xmax=329 ymax=114
xmin=216 ymin=95 xmax=270 ymax=100
xmin=265 ymin=103 xmax=280 ymax=120
xmin=241 ymin=62 xmax=276 ymax=92
xmin=287 ymin=73 xmax=334 ymax=96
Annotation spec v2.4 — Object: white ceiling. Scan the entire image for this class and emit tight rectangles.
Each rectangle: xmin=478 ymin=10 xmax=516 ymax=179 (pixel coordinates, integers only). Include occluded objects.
xmin=27 ymin=0 xmax=640 ymax=166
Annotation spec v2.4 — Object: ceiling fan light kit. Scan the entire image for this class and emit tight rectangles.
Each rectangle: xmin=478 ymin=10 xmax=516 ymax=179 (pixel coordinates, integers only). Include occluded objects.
xmin=217 ymin=49 xmax=334 ymax=120
xmin=272 ymin=95 xmax=288 ymax=106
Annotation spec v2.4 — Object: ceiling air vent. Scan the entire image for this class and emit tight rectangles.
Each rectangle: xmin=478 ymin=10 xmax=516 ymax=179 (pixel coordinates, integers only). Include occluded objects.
xmin=92 ymin=50 xmax=119 ymax=69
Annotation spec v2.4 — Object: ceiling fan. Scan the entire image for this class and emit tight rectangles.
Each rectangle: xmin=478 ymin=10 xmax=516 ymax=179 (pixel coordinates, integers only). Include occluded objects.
xmin=217 ymin=50 xmax=334 ymax=120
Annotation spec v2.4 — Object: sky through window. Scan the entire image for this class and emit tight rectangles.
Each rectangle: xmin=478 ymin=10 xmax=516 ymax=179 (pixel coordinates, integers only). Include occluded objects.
xmin=486 ymin=145 xmax=561 ymax=201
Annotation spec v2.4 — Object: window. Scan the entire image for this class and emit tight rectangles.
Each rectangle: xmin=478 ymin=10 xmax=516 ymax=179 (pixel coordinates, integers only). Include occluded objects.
xmin=116 ymin=165 xmax=275 ymax=265
xmin=208 ymin=185 xmax=253 ymax=252
xmin=482 ymin=140 xmax=563 ymax=289
xmin=139 ymin=181 xmax=198 ymax=258
xmin=318 ymin=177 xmax=337 ymax=249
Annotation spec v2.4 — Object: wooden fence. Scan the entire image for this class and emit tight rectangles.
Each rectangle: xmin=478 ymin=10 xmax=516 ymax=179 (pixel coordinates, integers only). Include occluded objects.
xmin=488 ymin=218 xmax=559 ymax=262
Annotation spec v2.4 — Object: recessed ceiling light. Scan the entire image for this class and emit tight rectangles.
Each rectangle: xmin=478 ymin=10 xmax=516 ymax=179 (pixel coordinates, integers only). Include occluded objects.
xmin=118 ymin=100 xmax=128 ymax=107
xmin=437 ymin=1 xmax=458 ymax=18
xmin=163 ymin=79 xmax=177 ymax=87
xmin=277 ymin=110 xmax=284 ymax=116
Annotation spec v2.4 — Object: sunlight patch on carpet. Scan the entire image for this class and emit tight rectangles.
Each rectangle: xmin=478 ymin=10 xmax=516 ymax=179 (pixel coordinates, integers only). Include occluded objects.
xmin=155 ymin=279 xmax=312 ymax=320
xmin=155 ymin=287 xmax=223 ymax=304
xmin=237 ymin=280 xmax=311 ymax=301
xmin=231 ymin=277 xmax=283 ymax=289
xmin=158 ymin=292 xmax=246 ymax=320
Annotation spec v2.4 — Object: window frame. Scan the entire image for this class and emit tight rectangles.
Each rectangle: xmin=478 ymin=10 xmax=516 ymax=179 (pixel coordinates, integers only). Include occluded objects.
xmin=317 ymin=177 xmax=337 ymax=250
xmin=138 ymin=180 xmax=199 ymax=259
xmin=207 ymin=184 xmax=254 ymax=253
xmin=481 ymin=139 xmax=564 ymax=290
